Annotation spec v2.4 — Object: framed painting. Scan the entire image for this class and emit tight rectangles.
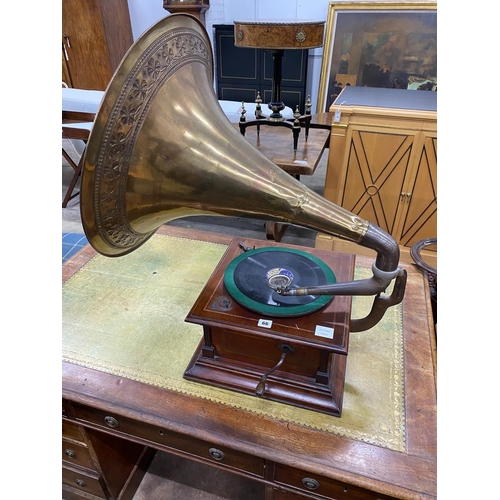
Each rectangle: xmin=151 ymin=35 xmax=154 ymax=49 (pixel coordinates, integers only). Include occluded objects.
xmin=317 ymin=2 xmax=437 ymax=112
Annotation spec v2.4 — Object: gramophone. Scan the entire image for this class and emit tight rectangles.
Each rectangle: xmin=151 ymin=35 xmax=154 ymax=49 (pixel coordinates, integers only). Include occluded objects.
xmin=80 ymin=14 xmax=406 ymax=417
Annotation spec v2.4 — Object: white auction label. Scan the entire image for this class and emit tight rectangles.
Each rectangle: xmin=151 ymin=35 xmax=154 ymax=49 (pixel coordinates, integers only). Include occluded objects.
xmin=258 ymin=319 xmax=273 ymax=329
xmin=315 ymin=325 xmax=334 ymax=339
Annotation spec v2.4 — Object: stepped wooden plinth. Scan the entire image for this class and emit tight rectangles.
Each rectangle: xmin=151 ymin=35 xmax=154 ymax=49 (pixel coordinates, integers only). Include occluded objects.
xmin=184 ymin=237 xmax=355 ymax=416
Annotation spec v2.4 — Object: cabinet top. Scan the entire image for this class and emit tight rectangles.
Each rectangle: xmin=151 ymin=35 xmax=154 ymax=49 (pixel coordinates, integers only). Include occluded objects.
xmin=334 ymin=87 xmax=436 ymax=112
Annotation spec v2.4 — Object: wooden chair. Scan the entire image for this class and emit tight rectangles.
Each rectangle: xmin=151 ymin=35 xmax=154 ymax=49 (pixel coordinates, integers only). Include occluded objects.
xmin=62 ymin=110 xmax=95 ymax=208
xmin=62 ymin=88 xmax=104 ymax=208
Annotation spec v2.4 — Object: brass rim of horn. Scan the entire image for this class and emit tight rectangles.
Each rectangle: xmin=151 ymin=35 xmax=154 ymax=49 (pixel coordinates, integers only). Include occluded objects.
xmin=80 ymin=14 xmax=406 ymax=331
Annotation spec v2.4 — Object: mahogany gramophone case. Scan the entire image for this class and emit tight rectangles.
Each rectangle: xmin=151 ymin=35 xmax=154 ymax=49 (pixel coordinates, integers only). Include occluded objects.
xmin=184 ymin=237 xmax=355 ymax=417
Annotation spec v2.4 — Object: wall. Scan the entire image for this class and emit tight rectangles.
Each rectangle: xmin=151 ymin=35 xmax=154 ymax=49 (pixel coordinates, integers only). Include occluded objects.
xmin=126 ymin=0 xmax=432 ymax=111
xmin=126 ymin=0 xmax=336 ymax=108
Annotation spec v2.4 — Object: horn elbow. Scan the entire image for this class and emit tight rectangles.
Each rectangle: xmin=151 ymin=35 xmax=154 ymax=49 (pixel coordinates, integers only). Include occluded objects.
xmin=359 ymin=223 xmax=400 ymax=272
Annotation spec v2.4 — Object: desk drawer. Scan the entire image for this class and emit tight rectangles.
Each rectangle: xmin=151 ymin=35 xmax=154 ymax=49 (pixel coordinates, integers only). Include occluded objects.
xmin=62 ymin=464 xmax=106 ymax=499
xmin=72 ymin=403 xmax=264 ymax=478
xmin=274 ymin=464 xmax=392 ymax=500
xmin=63 ymin=419 xmax=86 ymax=443
xmin=62 ymin=439 xmax=95 ymax=471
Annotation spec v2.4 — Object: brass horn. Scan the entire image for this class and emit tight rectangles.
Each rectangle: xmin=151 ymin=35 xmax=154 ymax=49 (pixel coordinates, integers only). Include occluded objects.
xmin=81 ymin=14 xmax=406 ymax=332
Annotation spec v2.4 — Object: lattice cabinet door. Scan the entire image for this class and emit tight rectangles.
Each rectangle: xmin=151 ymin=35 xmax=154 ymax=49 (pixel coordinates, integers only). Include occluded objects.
xmin=339 ymin=126 xmax=422 ymax=239
xmin=396 ymin=132 xmax=437 ymax=248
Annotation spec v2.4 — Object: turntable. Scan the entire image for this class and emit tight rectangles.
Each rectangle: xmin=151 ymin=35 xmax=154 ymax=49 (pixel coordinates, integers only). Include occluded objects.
xmin=184 ymin=238 xmax=355 ymax=416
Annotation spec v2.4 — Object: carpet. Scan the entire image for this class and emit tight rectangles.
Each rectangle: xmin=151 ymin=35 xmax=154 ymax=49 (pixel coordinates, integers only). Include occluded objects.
xmin=62 ymin=233 xmax=405 ymax=451
xmin=63 ymin=233 xmax=88 ymax=263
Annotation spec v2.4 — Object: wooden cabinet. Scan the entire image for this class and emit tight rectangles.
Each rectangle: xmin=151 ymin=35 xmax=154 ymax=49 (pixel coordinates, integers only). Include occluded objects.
xmin=317 ymin=87 xmax=437 ymax=267
xmin=62 ymin=404 xmax=155 ymax=499
xmin=62 ymin=0 xmax=133 ymax=90
xmin=214 ymin=25 xmax=309 ymax=113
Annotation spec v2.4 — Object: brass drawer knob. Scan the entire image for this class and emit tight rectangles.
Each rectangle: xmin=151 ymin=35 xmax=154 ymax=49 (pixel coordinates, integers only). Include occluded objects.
xmin=104 ymin=416 xmax=119 ymax=428
xmin=302 ymin=477 xmax=320 ymax=490
xmin=65 ymin=448 xmax=76 ymax=459
xmin=209 ymin=448 xmax=225 ymax=461
xmin=75 ymin=478 xmax=87 ymax=488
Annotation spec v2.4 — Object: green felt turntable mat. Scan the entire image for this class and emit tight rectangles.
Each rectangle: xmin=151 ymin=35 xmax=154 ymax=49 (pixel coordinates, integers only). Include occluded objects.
xmin=223 ymin=246 xmax=336 ymax=317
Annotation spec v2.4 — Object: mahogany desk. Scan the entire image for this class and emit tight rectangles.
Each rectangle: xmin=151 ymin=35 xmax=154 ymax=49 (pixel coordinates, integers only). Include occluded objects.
xmin=62 ymin=225 xmax=437 ymax=500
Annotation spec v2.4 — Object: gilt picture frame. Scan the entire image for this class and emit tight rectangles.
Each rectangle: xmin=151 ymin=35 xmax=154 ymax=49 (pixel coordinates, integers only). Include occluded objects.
xmin=317 ymin=1 xmax=437 ymax=112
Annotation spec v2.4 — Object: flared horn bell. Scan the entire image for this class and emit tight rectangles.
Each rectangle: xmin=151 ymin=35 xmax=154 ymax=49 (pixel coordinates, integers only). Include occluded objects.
xmin=81 ymin=14 xmax=406 ymax=331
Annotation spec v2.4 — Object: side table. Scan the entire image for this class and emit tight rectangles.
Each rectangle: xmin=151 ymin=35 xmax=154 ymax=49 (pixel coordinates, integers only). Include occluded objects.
xmin=234 ymin=20 xmax=326 ymax=151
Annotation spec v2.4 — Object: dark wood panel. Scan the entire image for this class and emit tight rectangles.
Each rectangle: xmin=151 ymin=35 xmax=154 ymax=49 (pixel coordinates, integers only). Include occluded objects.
xmin=219 ymin=85 xmax=260 ymax=103
xmin=274 ymin=463 xmax=394 ymax=499
xmin=71 ymin=402 xmax=265 ymax=478
xmin=62 ymin=439 xmax=96 ymax=471
xmin=84 ymin=427 xmax=155 ymax=498
xmin=217 ymin=32 xmax=259 ymax=80
xmin=214 ymin=25 xmax=308 ymax=113
xmin=62 ymin=409 xmax=155 ymax=499
xmin=62 ymin=464 xmax=105 ymax=498
xmin=263 ymin=50 xmax=308 ymax=87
